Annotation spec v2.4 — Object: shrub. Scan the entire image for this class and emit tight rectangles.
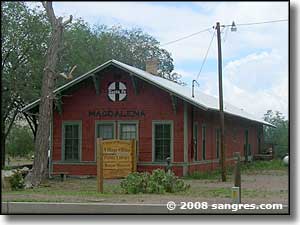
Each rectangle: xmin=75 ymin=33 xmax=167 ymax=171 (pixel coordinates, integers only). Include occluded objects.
xmin=9 ymin=170 xmax=25 ymax=190
xmin=120 ymin=169 xmax=189 ymax=194
xmin=120 ymin=172 xmax=149 ymax=194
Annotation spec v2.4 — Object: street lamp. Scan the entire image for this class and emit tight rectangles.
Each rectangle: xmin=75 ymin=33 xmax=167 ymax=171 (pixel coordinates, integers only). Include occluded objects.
xmin=231 ymin=21 xmax=237 ymax=32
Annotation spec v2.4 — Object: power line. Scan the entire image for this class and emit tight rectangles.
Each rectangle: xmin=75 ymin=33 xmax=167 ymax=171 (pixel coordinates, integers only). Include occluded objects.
xmin=160 ymin=19 xmax=287 ymax=47
xmin=196 ymin=30 xmax=216 ymax=81
xmin=224 ymin=19 xmax=288 ymax=27
xmin=161 ymin=27 xmax=212 ymax=46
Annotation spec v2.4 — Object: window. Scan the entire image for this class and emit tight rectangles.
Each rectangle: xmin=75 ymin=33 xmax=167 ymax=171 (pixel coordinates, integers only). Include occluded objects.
xmin=153 ymin=122 xmax=173 ymax=162
xmin=193 ymin=123 xmax=198 ymax=161
xmin=63 ymin=122 xmax=81 ymax=161
xmin=216 ymin=128 xmax=220 ymax=159
xmin=96 ymin=123 xmax=115 ymax=140
xmin=232 ymin=128 xmax=238 ymax=142
xmin=120 ymin=123 xmax=137 ymax=140
xmin=202 ymin=125 xmax=206 ymax=160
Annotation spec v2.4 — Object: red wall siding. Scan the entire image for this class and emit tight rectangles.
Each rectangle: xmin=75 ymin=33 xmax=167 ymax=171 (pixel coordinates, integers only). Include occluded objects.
xmin=52 ymin=68 xmax=186 ymax=175
xmin=51 ymin=67 xmax=260 ymax=176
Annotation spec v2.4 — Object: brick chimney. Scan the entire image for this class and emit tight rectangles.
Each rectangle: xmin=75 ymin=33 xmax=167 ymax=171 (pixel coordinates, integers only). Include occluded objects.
xmin=145 ymin=59 xmax=159 ymax=76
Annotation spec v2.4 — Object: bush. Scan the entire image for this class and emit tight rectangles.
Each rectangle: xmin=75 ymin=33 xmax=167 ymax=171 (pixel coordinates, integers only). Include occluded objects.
xmin=120 ymin=169 xmax=190 ymax=194
xmin=120 ymin=172 xmax=149 ymax=194
xmin=9 ymin=170 xmax=25 ymax=190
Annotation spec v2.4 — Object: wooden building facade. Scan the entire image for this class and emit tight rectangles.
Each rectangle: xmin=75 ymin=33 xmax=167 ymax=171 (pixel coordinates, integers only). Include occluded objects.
xmin=22 ymin=60 xmax=273 ymax=176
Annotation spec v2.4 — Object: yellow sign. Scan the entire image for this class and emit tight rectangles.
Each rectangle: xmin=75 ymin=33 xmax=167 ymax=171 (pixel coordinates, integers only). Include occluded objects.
xmin=96 ymin=139 xmax=137 ymax=192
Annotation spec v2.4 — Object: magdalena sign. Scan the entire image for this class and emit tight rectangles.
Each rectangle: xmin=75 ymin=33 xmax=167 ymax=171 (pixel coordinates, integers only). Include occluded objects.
xmin=88 ymin=110 xmax=145 ymax=118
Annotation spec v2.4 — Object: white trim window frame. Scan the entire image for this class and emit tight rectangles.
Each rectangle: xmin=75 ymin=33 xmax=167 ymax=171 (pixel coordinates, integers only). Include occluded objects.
xmin=202 ymin=124 xmax=206 ymax=161
xmin=152 ymin=120 xmax=174 ymax=163
xmin=193 ymin=122 xmax=199 ymax=161
xmin=95 ymin=120 xmax=117 ymax=140
xmin=62 ymin=121 xmax=82 ymax=162
xmin=118 ymin=120 xmax=139 ymax=140
xmin=216 ymin=127 xmax=221 ymax=159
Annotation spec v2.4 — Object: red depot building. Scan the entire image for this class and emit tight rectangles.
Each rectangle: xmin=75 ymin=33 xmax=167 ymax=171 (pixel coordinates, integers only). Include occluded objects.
xmin=22 ymin=59 xmax=274 ymax=176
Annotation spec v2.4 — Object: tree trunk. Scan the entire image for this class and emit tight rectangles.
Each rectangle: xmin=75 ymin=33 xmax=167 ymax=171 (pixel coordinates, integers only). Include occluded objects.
xmin=1 ymin=123 xmax=6 ymax=167
xmin=1 ymin=110 xmax=18 ymax=167
xmin=26 ymin=2 xmax=72 ymax=187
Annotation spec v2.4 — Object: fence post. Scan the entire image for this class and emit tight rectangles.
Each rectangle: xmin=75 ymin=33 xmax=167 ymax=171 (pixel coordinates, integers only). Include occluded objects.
xmin=97 ymin=138 xmax=103 ymax=193
xmin=232 ymin=152 xmax=241 ymax=203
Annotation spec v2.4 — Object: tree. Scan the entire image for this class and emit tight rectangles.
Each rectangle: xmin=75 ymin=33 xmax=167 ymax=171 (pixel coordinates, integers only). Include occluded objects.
xmin=263 ymin=110 xmax=288 ymax=158
xmin=25 ymin=2 xmax=73 ymax=187
xmin=56 ymin=23 xmax=181 ymax=86
xmin=1 ymin=2 xmax=50 ymax=166
xmin=6 ymin=125 xmax=34 ymax=158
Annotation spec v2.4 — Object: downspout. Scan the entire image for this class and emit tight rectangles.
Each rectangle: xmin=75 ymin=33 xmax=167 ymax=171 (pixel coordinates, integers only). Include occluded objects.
xmin=191 ymin=105 xmax=194 ymax=161
xmin=49 ymin=111 xmax=53 ymax=179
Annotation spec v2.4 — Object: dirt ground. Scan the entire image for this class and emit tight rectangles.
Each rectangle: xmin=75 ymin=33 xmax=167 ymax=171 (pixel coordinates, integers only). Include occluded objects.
xmin=2 ymin=169 xmax=288 ymax=205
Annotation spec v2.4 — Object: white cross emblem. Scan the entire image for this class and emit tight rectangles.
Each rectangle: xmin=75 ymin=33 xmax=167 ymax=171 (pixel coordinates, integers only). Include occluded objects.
xmin=108 ymin=82 xmax=127 ymax=102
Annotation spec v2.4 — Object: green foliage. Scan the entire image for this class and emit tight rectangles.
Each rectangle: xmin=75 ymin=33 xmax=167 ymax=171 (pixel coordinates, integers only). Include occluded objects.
xmin=6 ymin=125 xmax=34 ymax=157
xmin=3 ymin=165 xmax=13 ymax=171
xmin=9 ymin=170 xmax=25 ymax=191
xmin=186 ymin=169 xmax=222 ymax=180
xmin=240 ymin=159 xmax=285 ymax=172
xmin=120 ymin=172 xmax=149 ymax=194
xmin=58 ymin=23 xmax=178 ymax=86
xmin=120 ymin=169 xmax=190 ymax=194
xmin=186 ymin=160 xmax=285 ymax=180
xmin=2 ymin=2 xmax=178 ymax=144
xmin=263 ymin=110 xmax=288 ymax=158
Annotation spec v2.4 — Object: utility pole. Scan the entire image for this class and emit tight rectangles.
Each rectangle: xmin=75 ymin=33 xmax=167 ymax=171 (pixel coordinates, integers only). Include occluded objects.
xmin=192 ymin=79 xmax=199 ymax=98
xmin=216 ymin=22 xmax=226 ymax=182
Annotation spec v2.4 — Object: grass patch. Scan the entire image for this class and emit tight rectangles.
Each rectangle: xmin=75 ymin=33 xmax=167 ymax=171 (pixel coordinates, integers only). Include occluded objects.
xmin=185 ymin=169 xmax=223 ymax=180
xmin=185 ymin=159 xmax=286 ymax=180
xmin=240 ymin=160 xmax=285 ymax=173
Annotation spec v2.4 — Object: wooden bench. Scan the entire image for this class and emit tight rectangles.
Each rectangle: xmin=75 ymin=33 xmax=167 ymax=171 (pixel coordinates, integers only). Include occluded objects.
xmin=51 ymin=172 xmax=69 ymax=181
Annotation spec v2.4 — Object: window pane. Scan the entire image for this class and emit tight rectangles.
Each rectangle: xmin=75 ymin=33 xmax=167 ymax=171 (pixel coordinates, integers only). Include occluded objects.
xmin=154 ymin=123 xmax=171 ymax=162
xmin=65 ymin=125 xmax=73 ymax=138
xmin=202 ymin=126 xmax=206 ymax=160
xmin=163 ymin=124 xmax=171 ymax=138
xmin=120 ymin=124 xmax=136 ymax=140
xmin=155 ymin=124 xmax=163 ymax=138
xmin=97 ymin=124 xmax=114 ymax=140
xmin=64 ymin=123 xmax=80 ymax=161
xmin=194 ymin=123 xmax=198 ymax=161
xmin=72 ymin=125 xmax=79 ymax=138
xmin=216 ymin=128 xmax=220 ymax=159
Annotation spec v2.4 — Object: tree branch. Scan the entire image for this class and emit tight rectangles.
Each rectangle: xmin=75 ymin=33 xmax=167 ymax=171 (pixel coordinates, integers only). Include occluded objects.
xmin=41 ymin=1 xmax=57 ymax=27
xmin=4 ymin=109 xmax=18 ymax=140
xmin=59 ymin=65 xmax=77 ymax=80
xmin=63 ymin=15 xmax=73 ymax=27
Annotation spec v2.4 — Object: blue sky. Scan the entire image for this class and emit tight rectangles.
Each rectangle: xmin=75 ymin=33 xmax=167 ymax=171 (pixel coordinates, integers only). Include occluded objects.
xmin=29 ymin=1 xmax=288 ymax=119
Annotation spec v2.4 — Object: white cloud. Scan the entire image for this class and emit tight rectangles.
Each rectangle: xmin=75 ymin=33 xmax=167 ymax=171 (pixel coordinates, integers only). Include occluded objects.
xmin=199 ymin=51 xmax=288 ymax=119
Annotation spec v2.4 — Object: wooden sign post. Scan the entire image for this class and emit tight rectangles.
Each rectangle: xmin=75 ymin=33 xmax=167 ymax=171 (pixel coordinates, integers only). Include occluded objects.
xmin=97 ymin=138 xmax=104 ymax=193
xmin=131 ymin=139 xmax=137 ymax=173
xmin=96 ymin=138 xmax=137 ymax=192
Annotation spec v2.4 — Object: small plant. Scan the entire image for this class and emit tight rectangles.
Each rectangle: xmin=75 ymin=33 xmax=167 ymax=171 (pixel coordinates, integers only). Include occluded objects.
xmin=120 ymin=169 xmax=189 ymax=194
xmin=9 ymin=170 xmax=25 ymax=190
xmin=120 ymin=172 xmax=149 ymax=194
xmin=3 ymin=165 xmax=13 ymax=170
